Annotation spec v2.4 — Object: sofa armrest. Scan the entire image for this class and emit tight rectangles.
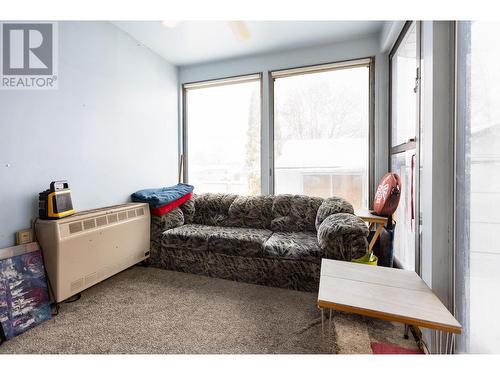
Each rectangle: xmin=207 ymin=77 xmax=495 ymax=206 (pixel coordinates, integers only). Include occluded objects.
xmin=317 ymin=213 xmax=369 ymax=261
xmin=151 ymin=208 xmax=184 ymax=245
xmin=315 ymin=196 xmax=354 ymax=230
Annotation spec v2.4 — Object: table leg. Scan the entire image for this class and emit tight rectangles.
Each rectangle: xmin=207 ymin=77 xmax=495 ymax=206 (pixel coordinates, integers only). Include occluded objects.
xmin=404 ymin=324 xmax=410 ymax=339
xmin=433 ymin=330 xmax=438 ymax=354
xmin=368 ymin=224 xmax=384 ymax=253
xmin=321 ymin=308 xmax=324 ymax=340
xmin=329 ymin=308 xmax=332 ymax=336
xmin=430 ymin=330 xmax=455 ymax=354
xmin=445 ymin=333 xmax=455 ymax=354
xmin=439 ymin=331 xmax=442 ymax=354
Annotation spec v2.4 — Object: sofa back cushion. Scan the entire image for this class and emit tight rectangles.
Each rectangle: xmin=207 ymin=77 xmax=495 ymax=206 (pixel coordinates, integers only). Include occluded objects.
xmin=190 ymin=193 xmax=352 ymax=232
xmin=270 ymin=195 xmax=323 ymax=232
xmin=227 ymin=195 xmax=274 ymax=229
xmin=193 ymin=193 xmax=238 ymax=226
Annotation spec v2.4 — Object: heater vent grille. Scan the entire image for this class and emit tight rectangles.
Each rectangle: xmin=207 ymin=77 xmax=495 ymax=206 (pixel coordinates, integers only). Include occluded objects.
xmin=64 ymin=206 xmax=148 ymax=238
xmin=69 ymin=222 xmax=83 ymax=234
xmin=107 ymin=214 xmax=118 ymax=224
xmin=85 ymin=272 xmax=97 ymax=286
xmin=96 ymin=216 xmax=107 ymax=227
xmin=83 ymin=219 xmax=96 ymax=230
xmin=70 ymin=278 xmax=84 ymax=292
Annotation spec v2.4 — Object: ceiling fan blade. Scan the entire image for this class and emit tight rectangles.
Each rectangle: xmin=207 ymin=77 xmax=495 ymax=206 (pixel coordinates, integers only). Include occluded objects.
xmin=228 ymin=21 xmax=251 ymax=41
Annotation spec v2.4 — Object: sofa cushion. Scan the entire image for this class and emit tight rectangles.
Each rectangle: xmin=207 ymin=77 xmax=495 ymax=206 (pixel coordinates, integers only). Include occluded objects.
xmin=263 ymin=232 xmax=324 ymax=263
xmin=227 ymin=195 xmax=274 ymax=229
xmin=270 ymin=195 xmax=323 ymax=232
xmin=208 ymin=227 xmax=272 ymax=257
xmin=315 ymin=196 xmax=354 ymax=230
xmin=162 ymin=224 xmax=213 ymax=252
xmin=193 ymin=193 xmax=238 ymax=226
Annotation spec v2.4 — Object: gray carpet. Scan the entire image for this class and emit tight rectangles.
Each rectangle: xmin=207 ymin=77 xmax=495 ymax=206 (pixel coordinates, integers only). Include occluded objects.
xmin=0 ymin=266 xmax=336 ymax=354
xmin=0 ymin=266 xmax=418 ymax=354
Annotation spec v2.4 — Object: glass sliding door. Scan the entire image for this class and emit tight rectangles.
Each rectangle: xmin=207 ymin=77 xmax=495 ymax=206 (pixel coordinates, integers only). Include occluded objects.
xmin=456 ymin=21 xmax=500 ymax=353
xmin=271 ymin=59 xmax=372 ymax=209
xmin=183 ymin=75 xmax=262 ymax=195
xmin=389 ymin=22 xmax=420 ymax=272
xmin=389 ymin=22 xmax=420 ymax=271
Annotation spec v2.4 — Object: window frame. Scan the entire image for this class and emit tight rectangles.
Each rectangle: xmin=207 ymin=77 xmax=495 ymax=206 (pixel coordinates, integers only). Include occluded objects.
xmin=388 ymin=21 xmax=422 ymax=273
xmin=269 ymin=57 xmax=376 ymax=205
xmin=454 ymin=20 xmax=469 ymax=354
xmin=388 ymin=21 xmax=420 ymax=159
xmin=181 ymin=73 xmax=264 ymax=191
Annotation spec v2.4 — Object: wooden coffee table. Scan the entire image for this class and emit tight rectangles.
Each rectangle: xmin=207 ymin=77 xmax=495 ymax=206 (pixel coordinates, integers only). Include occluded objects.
xmin=317 ymin=259 xmax=462 ymax=354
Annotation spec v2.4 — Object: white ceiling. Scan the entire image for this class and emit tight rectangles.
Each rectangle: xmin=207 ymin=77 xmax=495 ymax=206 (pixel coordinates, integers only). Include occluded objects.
xmin=112 ymin=21 xmax=385 ymax=66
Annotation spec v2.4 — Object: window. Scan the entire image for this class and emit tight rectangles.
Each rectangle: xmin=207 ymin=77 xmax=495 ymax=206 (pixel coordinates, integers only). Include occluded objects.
xmin=456 ymin=21 xmax=500 ymax=353
xmin=389 ymin=22 xmax=420 ymax=271
xmin=182 ymin=60 xmax=374 ymax=203
xmin=391 ymin=23 xmax=418 ymax=148
xmin=271 ymin=59 xmax=372 ymax=209
xmin=183 ymin=75 xmax=261 ymax=195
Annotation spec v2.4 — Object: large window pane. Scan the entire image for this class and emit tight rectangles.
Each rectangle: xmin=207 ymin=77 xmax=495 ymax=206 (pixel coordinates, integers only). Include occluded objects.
xmin=185 ymin=79 xmax=261 ymax=195
xmin=391 ymin=151 xmax=416 ymax=270
xmin=464 ymin=21 xmax=500 ymax=353
xmin=391 ymin=22 xmax=417 ymax=147
xmin=273 ymin=64 xmax=370 ymax=209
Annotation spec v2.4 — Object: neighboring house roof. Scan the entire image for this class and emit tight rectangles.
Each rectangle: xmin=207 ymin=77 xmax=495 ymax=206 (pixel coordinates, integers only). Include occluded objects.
xmin=471 ymin=121 xmax=500 ymax=136
xmin=471 ymin=122 xmax=500 ymax=158
xmin=276 ymin=138 xmax=367 ymax=170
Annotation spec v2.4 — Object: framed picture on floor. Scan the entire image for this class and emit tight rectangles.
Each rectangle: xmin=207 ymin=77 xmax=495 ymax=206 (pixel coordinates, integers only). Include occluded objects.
xmin=0 ymin=242 xmax=51 ymax=342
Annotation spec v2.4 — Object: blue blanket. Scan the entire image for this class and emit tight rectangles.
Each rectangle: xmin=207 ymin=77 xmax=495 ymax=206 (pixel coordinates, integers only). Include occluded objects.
xmin=131 ymin=183 xmax=194 ymax=208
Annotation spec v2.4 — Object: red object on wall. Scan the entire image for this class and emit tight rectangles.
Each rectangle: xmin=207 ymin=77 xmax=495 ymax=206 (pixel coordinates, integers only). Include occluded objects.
xmin=150 ymin=192 xmax=193 ymax=216
xmin=372 ymin=173 xmax=402 ymax=216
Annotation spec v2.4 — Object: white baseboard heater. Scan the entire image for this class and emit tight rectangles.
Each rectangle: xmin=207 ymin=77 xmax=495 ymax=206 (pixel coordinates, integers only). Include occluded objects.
xmin=35 ymin=203 xmax=150 ymax=303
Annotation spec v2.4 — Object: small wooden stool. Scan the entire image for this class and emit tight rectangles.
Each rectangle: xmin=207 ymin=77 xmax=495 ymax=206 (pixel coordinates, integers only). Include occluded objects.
xmin=355 ymin=209 xmax=388 ymax=253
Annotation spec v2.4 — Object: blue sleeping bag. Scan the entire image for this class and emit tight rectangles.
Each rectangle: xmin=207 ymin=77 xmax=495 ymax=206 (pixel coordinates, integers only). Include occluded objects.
xmin=131 ymin=183 xmax=194 ymax=208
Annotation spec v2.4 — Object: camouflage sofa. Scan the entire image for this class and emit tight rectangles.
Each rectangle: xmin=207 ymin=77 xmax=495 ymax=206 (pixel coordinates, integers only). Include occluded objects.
xmin=150 ymin=193 xmax=368 ymax=292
